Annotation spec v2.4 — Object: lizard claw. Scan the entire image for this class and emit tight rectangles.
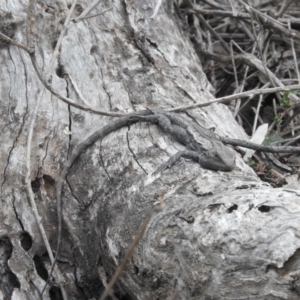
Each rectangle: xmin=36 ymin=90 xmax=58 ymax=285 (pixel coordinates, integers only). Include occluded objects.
xmin=152 ymin=153 xmax=183 ymax=175
xmin=152 ymin=162 xmax=170 ymax=175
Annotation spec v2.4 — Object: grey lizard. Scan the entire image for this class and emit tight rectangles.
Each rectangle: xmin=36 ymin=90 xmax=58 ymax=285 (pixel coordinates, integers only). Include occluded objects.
xmin=46 ymin=110 xmax=236 ymax=287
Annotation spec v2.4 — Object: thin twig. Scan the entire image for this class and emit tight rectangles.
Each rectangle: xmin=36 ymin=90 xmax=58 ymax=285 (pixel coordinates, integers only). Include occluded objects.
xmin=195 ymin=47 xmax=292 ymax=94
xmin=0 ymin=31 xmax=31 ymax=53
xmin=277 ymin=0 xmax=294 ymax=18
xmin=235 ymin=43 xmax=258 ymax=117
xmin=248 ymin=6 xmax=276 ymax=88
xmin=73 ymin=7 xmax=112 ymax=22
xmin=167 ymin=85 xmax=300 ymax=113
xmin=99 ymin=187 xmax=167 ymax=300
xmin=0 ymin=20 xmax=124 ymax=117
xmin=72 ymin=0 xmax=101 ymax=22
xmin=288 ymin=20 xmax=300 ymax=84
xmin=26 ymin=88 xmax=68 ymax=299
xmin=99 ymin=207 xmax=158 ymax=300
xmin=238 ymin=0 xmax=300 ymax=40
xmin=3 ymin=20 xmax=297 ymax=118
xmin=207 ymin=31 xmax=216 ymax=87
xmin=0 ymin=12 xmax=296 ymax=118
xmin=195 ymin=12 xmax=231 ymax=54
xmin=24 ymin=1 xmax=68 ymax=299
xmin=29 ymin=55 xmax=125 ymax=116
xmin=219 ymin=136 xmax=300 ymax=153
xmin=66 ymin=74 xmax=92 ymax=107
xmin=26 ymin=0 xmax=35 ymax=53
xmin=252 ymin=94 xmax=263 ymax=135
xmin=24 ymin=0 xmax=79 ymax=297
xmin=229 ymin=40 xmax=240 ymax=117
xmin=47 ymin=0 xmax=78 ymax=79
xmin=40 ymin=0 xmax=79 ymax=295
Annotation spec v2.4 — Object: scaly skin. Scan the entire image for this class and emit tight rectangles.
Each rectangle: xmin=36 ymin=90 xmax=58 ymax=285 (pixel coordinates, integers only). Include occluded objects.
xmin=47 ymin=110 xmax=236 ymax=284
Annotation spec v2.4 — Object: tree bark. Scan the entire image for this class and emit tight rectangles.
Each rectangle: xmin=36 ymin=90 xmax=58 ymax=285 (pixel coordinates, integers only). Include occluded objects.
xmin=1 ymin=1 xmax=300 ymax=299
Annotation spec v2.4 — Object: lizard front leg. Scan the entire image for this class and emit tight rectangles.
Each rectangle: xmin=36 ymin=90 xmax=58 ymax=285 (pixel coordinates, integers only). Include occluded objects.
xmin=153 ymin=147 xmax=234 ymax=174
xmin=153 ymin=150 xmax=209 ymax=174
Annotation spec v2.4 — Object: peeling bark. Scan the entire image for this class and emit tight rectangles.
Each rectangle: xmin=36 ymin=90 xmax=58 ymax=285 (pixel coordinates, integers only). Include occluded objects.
xmin=0 ymin=1 xmax=300 ymax=299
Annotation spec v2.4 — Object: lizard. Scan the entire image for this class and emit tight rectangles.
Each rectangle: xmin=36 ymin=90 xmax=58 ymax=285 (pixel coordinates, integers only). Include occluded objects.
xmin=131 ymin=111 xmax=236 ymax=172
xmin=45 ymin=110 xmax=236 ymax=288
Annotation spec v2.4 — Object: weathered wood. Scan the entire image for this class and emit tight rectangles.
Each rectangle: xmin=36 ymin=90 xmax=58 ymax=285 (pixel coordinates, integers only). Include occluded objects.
xmin=0 ymin=1 xmax=300 ymax=299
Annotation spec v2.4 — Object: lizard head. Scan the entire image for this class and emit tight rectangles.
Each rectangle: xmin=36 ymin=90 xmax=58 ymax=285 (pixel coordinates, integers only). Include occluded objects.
xmin=199 ymin=142 xmax=236 ymax=171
